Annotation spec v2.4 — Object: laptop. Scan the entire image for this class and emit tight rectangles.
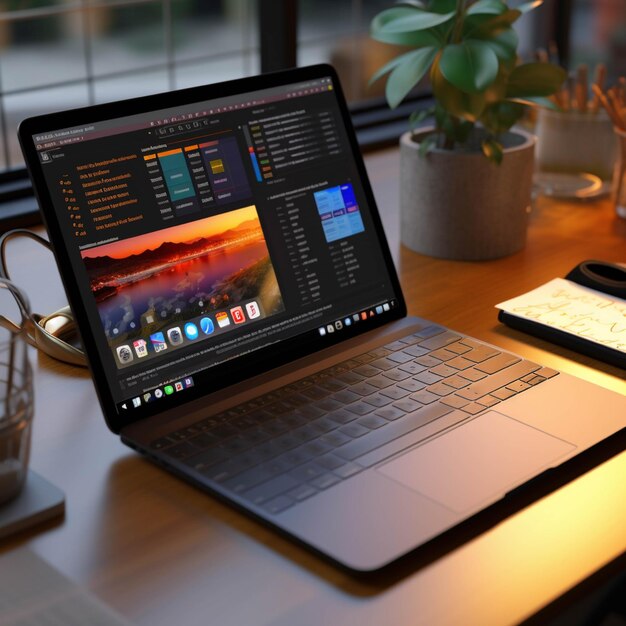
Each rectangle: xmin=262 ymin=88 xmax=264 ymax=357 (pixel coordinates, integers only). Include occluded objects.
xmin=19 ymin=64 xmax=626 ymax=572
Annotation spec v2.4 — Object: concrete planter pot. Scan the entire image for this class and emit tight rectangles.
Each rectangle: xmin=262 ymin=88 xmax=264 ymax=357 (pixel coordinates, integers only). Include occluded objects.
xmin=400 ymin=127 xmax=536 ymax=261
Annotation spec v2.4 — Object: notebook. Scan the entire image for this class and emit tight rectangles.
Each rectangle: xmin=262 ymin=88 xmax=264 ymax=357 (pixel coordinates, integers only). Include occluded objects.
xmin=18 ymin=64 xmax=626 ymax=572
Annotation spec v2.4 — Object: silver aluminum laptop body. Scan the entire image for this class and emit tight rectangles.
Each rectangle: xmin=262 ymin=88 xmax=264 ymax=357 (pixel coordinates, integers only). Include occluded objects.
xmin=123 ymin=315 xmax=626 ymax=571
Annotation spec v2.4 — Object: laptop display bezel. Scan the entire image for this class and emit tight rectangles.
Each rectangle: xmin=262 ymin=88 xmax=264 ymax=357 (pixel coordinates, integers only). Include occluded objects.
xmin=18 ymin=64 xmax=407 ymax=434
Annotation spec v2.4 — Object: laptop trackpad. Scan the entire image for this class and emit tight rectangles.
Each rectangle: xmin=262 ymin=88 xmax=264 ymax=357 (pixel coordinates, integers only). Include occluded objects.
xmin=377 ymin=411 xmax=576 ymax=513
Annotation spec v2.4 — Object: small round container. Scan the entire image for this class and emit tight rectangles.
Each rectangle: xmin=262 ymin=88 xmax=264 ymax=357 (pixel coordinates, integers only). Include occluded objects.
xmin=536 ymin=108 xmax=618 ymax=182
xmin=613 ymin=126 xmax=626 ymax=219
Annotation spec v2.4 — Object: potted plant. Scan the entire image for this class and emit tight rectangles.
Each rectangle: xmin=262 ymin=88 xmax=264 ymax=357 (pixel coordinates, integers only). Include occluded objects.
xmin=370 ymin=0 xmax=566 ymax=260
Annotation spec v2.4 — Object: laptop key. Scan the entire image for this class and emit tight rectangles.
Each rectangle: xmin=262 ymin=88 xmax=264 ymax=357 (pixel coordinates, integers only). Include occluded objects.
xmin=410 ymin=390 xmax=439 ymax=405
xmin=440 ymin=395 xmax=470 ymax=409
xmin=309 ymin=417 xmax=337 ymax=434
xmin=445 ymin=342 xmax=472 ymax=355
xmin=506 ymin=380 xmax=532 ymax=393
xmin=291 ymin=462 xmax=325 ymax=482
xmin=393 ymin=398 xmax=423 ymax=412
xmin=317 ymin=454 xmax=346 ymax=471
xmin=476 ymin=395 xmax=500 ymax=407
xmin=339 ymin=423 xmax=370 ymax=438
xmin=458 ymin=368 xmax=487 ymax=382
xmin=363 ymin=393 xmax=394 ymax=408
xmin=357 ymin=415 xmax=388 ymax=430
xmin=415 ymin=355 xmax=441 ymax=368
xmin=460 ymin=402 xmax=485 ymax=415
xmin=317 ymin=379 xmax=347 ymax=392
xmin=262 ymin=495 xmax=295 ymax=515
xmin=414 ymin=325 xmax=445 ymax=338
xmin=351 ymin=382 xmax=379 ymax=396
xmin=429 ymin=348 xmax=457 ymax=362
xmin=387 ymin=351 xmax=413 ymax=364
xmin=165 ymin=441 xmax=199 ymax=459
xmin=380 ymin=385 xmax=410 ymax=400
xmin=375 ymin=406 xmax=406 ymax=421
xmin=287 ymin=484 xmax=318 ymax=502
xmin=336 ymin=371 xmax=364 ymax=385
xmin=398 ymin=362 xmax=427 ymax=375
xmin=346 ymin=402 xmax=375 ymax=416
xmin=441 ymin=375 xmax=470 ymax=390
xmin=463 ymin=346 xmax=500 ymax=363
xmin=475 ymin=353 xmax=521 ymax=374
xmin=301 ymin=439 xmax=333 ymax=457
xmin=151 ymin=436 xmax=175 ymax=450
xmin=310 ymin=473 xmax=340 ymax=490
xmin=419 ymin=331 xmax=461 ymax=350
xmin=334 ymin=402 xmax=454 ymax=462
xmin=414 ymin=371 xmax=442 ymax=385
xmin=369 ymin=357 xmax=397 ymax=371
xmin=354 ymin=364 xmax=382 ymax=377
xmin=320 ymin=430 xmax=352 ymax=448
xmin=425 ymin=382 xmax=456 ymax=397
xmin=368 ymin=347 xmax=391 ymax=358
xmin=383 ymin=368 xmax=411 ymax=381
xmin=429 ymin=364 xmax=457 ymax=378
xmin=397 ymin=379 xmax=427 ymax=393
xmin=333 ymin=389 xmax=361 ymax=403
xmin=367 ymin=375 xmax=394 ymax=389
xmin=403 ymin=344 xmax=430 ymax=358
xmin=326 ymin=408 xmax=358 ymax=425
xmin=242 ymin=475 xmax=300 ymax=505
xmin=333 ymin=462 xmax=363 ymax=479
xmin=446 ymin=356 xmax=474 ymax=370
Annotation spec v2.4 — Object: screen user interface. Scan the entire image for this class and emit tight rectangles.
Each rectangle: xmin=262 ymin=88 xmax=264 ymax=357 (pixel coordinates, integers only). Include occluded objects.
xmin=32 ymin=75 xmax=399 ymax=414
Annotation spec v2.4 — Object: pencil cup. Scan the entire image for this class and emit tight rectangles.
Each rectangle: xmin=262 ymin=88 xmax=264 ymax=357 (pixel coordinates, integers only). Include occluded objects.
xmin=535 ymin=108 xmax=618 ymax=180
xmin=0 ymin=281 xmax=34 ymax=505
xmin=613 ymin=127 xmax=626 ymax=219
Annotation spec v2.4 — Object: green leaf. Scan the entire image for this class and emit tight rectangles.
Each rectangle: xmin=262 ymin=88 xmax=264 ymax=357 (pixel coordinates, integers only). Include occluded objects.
xmin=465 ymin=9 xmax=522 ymax=38
xmin=386 ymin=47 xmax=438 ymax=108
xmin=482 ymin=139 xmax=503 ymax=164
xmin=409 ymin=106 xmax=435 ymax=130
xmin=479 ymin=27 xmax=518 ymax=61
xmin=369 ymin=52 xmax=412 ymax=86
xmin=378 ymin=8 xmax=455 ymax=33
xmin=439 ymin=40 xmax=499 ymax=93
xmin=371 ymin=8 xmax=444 ymax=46
xmin=480 ymin=101 xmax=524 ymax=134
xmin=466 ymin=0 xmax=507 ymax=16
xmin=427 ymin=0 xmax=457 ymax=13
xmin=431 ymin=55 xmax=487 ymax=120
xmin=516 ymin=0 xmax=543 ymax=13
xmin=395 ymin=0 xmax=428 ymax=8
xmin=418 ymin=134 xmax=439 ymax=156
xmin=505 ymin=62 xmax=567 ymax=97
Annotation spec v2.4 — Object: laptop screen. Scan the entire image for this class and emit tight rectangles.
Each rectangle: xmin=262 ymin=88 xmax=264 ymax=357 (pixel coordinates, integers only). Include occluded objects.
xmin=25 ymin=67 xmax=403 ymax=425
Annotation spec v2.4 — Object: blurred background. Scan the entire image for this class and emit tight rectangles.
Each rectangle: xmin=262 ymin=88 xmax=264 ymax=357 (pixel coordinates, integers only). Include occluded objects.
xmin=0 ymin=0 xmax=624 ymax=172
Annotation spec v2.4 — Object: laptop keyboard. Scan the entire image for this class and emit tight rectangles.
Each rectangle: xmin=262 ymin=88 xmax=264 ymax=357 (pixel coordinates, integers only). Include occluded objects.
xmin=150 ymin=325 xmax=558 ymax=515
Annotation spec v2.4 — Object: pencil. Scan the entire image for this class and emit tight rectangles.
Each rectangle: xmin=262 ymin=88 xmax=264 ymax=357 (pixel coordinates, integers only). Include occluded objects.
xmin=576 ymin=64 xmax=588 ymax=112
xmin=592 ymin=84 xmax=625 ymax=128
xmin=589 ymin=64 xmax=606 ymax=113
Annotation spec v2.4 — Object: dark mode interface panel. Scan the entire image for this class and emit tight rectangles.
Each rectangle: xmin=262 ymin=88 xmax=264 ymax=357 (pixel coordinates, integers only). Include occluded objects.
xmin=34 ymin=77 xmax=398 ymax=411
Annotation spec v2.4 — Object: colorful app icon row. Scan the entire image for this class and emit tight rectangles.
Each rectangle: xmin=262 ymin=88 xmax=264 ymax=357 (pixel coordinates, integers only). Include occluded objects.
xmin=121 ymin=376 xmax=195 ymax=410
xmin=115 ymin=300 xmax=261 ymax=364
xmin=318 ymin=301 xmax=392 ymax=337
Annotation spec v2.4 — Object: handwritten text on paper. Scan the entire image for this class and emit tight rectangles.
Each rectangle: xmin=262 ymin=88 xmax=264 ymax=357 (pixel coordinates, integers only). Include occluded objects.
xmin=496 ymin=278 xmax=626 ymax=353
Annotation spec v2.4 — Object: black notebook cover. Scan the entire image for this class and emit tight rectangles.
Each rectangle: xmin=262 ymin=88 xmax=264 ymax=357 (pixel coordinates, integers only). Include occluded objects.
xmin=498 ymin=261 xmax=626 ymax=369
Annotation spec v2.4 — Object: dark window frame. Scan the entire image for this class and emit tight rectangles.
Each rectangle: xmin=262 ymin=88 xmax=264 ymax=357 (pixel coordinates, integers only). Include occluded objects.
xmin=0 ymin=0 xmax=571 ymax=231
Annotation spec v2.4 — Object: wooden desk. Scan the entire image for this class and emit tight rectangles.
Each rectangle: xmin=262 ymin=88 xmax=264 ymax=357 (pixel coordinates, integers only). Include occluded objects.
xmin=2 ymin=147 xmax=625 ymax=625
